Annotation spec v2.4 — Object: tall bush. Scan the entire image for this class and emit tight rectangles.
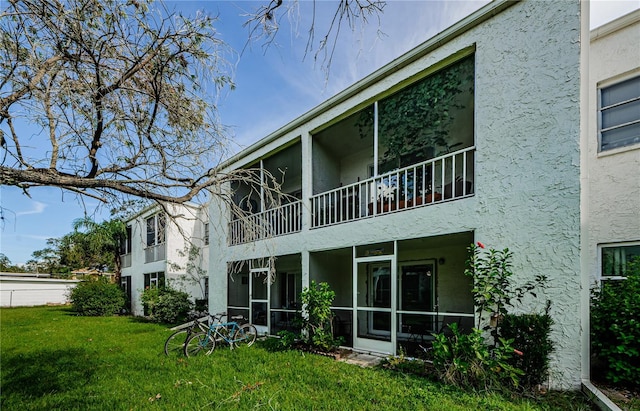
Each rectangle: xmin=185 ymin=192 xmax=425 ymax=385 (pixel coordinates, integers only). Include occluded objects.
xmin=432 ymin=242 xmax=551 ymax=390
xmin=464 ymin=242 xmax=547 ymax=342
xmin=300 ymin=281 xmax=343 ymax=351
xmin=140 ymin=286 xmax=193 ymax=324
xmin=591 ymin=258 xmax=640 ymax=387
xmin=69 ymin=278 xmax=125 ymax=316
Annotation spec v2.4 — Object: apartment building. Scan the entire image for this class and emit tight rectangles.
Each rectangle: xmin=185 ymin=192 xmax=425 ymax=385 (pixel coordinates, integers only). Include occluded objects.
xmin=120 ymin=203 xmax=210 ymax=315
xmin=585 ymin=11 xmax=640 ymax=285
xmin=118 ymin=2 xmax=639 ymax=391
xmin=207 ymin=0 xmax=585 ymax=389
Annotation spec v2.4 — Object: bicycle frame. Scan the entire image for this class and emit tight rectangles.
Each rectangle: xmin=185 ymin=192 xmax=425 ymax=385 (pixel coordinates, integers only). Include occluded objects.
xmin=164 ymin=312 xmax=223 ymax=356
xmin=206 ymin=321 xmax=244 ymax=348
xmin=184 ymin=314 xmax=256 ymax=356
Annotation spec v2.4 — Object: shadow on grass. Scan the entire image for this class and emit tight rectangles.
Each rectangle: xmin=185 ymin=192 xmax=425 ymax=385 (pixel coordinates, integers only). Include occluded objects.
xmin=1 ymin=348 xmax=97 ymax=398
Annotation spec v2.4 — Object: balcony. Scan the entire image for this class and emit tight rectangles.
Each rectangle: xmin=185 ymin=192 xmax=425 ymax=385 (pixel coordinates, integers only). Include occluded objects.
xmin=145 ymin=244 xmax=166 ymax=263
xmin=120 ymin=253 xmax=132 ymax=268
xmin=311 ymin=147 xmax=474 ymax=228
xmin=229 ymin=200 xmax=303 ymax=246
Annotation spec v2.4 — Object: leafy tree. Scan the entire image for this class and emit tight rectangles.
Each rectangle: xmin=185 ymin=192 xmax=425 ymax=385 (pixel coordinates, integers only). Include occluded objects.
xmin=23 ymin=217 xmax=125 ymax=279
xmin=0 ymin=0 xmax=385 ymax=206
xmin=0 ymin=253 xmax=25 ymax=272
xmin=27 ymin=240 xmax=67 ymax=274
xmin=71 ymin=217 xmax=127 ymax=282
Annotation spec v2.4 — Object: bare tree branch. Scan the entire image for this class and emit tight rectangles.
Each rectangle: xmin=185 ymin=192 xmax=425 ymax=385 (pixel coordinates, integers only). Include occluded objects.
xmin=1 ymin=0 xmax=235 ymax=204
xmin=242 ymin=0 xmax=385 ymax=77
xmin=1 ymin=0 xmax=387 ymax=209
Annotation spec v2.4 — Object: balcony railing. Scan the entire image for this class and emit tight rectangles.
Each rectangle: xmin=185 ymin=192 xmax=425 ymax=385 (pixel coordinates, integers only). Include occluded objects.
xmin=229 ymin=200 xmax=303 ymax=246
xmin=311 ymin=147 xmax=475 ymax=228
xmin=120 ymin=253 xmax=132 ymax=268
xmin=144 ymin=244 xmax=166 ymax=263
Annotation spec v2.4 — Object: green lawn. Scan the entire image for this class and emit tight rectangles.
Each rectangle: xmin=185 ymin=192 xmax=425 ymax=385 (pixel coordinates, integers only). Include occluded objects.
xmin=1 ymin=306 xmax=593 ymax=410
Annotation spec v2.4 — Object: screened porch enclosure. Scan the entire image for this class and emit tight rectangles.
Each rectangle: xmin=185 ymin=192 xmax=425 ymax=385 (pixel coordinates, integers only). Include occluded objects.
xmin=228 ymin=143 xmax=303 ymax=245
xmin=309 ymin=232 xmax=475 ymax=356
xmin=227 ymin=254 xmax=302 ymax=335
xmin=311 ymin=55 xmax=475 ymax=228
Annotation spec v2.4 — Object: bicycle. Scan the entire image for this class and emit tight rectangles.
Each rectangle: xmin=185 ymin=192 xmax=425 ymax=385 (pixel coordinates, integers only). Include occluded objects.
xmin=164 ymin=312 xmax=225 ymax=356
xmin=184 ymin=314 xmax=257 ymax=356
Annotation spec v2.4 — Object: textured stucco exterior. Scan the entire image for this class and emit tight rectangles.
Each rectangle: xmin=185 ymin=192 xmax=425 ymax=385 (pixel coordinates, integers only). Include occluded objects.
xmin=121 ymin=203 xmax=209 ymax=316
xmin=586 ymin=11 xmax=640 ymax=283
xmin=207 ymin=0 xmax=584 ymax=389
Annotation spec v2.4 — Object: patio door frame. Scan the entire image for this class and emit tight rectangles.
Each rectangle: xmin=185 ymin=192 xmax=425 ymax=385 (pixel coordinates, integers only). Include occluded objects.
xmin=352 ymin=242 xmax=397 ymax=354
xmin=249 ymin=266 xmax=270 ymax=335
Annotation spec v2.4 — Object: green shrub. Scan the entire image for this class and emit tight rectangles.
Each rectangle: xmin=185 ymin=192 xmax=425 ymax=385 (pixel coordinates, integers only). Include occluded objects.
xmin=465 ymin=242 xmax=547 ymax=343
xmin=591 ymin=258 xmax=640 ymax=387
xmin=300 ymin=281 xmax=344 ymax=351
xmin=431 ymin=323 xmax=523 ymax=390
xmin=140 ymin=286 xmax=193 ymax=324
xmin=501 ymin=310 xmax=554 ymax=388
xmin=261 ymin=330 xmax=300 ymax=352
xmin=69 ymin=278 xmax=125 ymax=316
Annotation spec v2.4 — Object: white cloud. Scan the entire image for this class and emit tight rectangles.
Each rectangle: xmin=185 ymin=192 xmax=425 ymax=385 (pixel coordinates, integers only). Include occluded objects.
xmin=16 ymin=201 xmax=47 ymax=216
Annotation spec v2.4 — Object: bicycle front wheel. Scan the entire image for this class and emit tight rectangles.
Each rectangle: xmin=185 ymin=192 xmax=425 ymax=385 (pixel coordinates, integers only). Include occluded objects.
xmin=233 ymin=324 xmax=257 ymax=348
xmin=164 ymin=330 xmax=189 ymax=356
xmin=184 ymin=332 xmax=216 ymax=357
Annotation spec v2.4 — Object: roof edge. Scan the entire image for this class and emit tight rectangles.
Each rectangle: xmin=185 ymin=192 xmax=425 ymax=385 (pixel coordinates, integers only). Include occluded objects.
xmin=220 ymin=0 xmax=518 ymax=169
xmin=591 ymin=8 xmax=640 ymax=41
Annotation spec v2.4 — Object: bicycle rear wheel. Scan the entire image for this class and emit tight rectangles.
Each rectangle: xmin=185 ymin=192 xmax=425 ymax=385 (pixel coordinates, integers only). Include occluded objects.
xmin=164 ymin=330 xmax=189 ymax=356
xmin=184 ymin=332 xmax=216 ymax=356
xmin=233 ymin=324 xmax=257 ymax=348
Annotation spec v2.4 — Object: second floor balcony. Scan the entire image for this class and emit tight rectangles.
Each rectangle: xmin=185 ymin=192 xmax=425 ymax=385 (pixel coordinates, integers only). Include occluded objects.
xmin=311 ymin=147 xmax=474 ymax=228
xmin=145 ymin=244 xmax=166 ymax=263
xmin=227 ymin=54 xmax=475 ymax=245
xmin=227 ymin=146 xmax=474 ymax=246
xmin=229 ymin=200 xmax=303 ymax=245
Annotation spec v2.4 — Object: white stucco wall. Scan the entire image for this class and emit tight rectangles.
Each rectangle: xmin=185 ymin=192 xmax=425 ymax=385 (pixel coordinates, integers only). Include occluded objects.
xmin=586 ymin=11 xmax=640 ymax=283
xmin=209 ymin=0 xmax=584 ymax=388
xmin=122 ymin=203 xmax=210 ymax=316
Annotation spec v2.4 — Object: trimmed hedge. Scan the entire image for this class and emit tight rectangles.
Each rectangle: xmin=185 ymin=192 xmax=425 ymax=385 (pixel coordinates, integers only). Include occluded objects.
xmin=501 ymin=312 xmax=554 ymax=388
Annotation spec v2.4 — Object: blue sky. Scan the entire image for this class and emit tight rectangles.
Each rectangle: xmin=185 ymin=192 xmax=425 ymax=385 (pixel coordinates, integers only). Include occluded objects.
xmin=1 ymin=0 xmax=638 ymax=265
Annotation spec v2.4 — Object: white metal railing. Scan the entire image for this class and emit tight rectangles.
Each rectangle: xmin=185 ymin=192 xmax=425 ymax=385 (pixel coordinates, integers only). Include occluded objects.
xmin=144 ymin=244 xmax=166 ymax=263
xmin=311 ymin=147 xmax=475 ymax=228
xmin=228 ymin=200 xmax=303 ymax=246
xmin=120 ymin=253 xmax=132 ymax=268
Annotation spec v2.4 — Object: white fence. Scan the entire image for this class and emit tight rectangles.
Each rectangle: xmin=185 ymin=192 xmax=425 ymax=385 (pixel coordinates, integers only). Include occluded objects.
xmin=0 ymin=276 xmax=80 ymax=307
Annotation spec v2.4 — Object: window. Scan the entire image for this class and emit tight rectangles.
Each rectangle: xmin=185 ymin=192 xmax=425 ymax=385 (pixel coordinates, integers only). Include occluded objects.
xmin=599 ymin=75 xmax=640 ymax=151
xmin=204 ymin=222 xmax=210 ymax=245
xmin=146 ymin=213 xmax=165 ymax=247
xmin=601 ymin=243 xmax=640 ymax=279
xmin=144 ymin=272 xmax=165 ymax=288
xmin=120 ymin=225 xmax=132 ymax=255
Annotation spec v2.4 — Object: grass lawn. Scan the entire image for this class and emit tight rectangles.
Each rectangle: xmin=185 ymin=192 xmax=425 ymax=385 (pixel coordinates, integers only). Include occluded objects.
xmin=1 ymin=306 xmax=594 ymax=410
